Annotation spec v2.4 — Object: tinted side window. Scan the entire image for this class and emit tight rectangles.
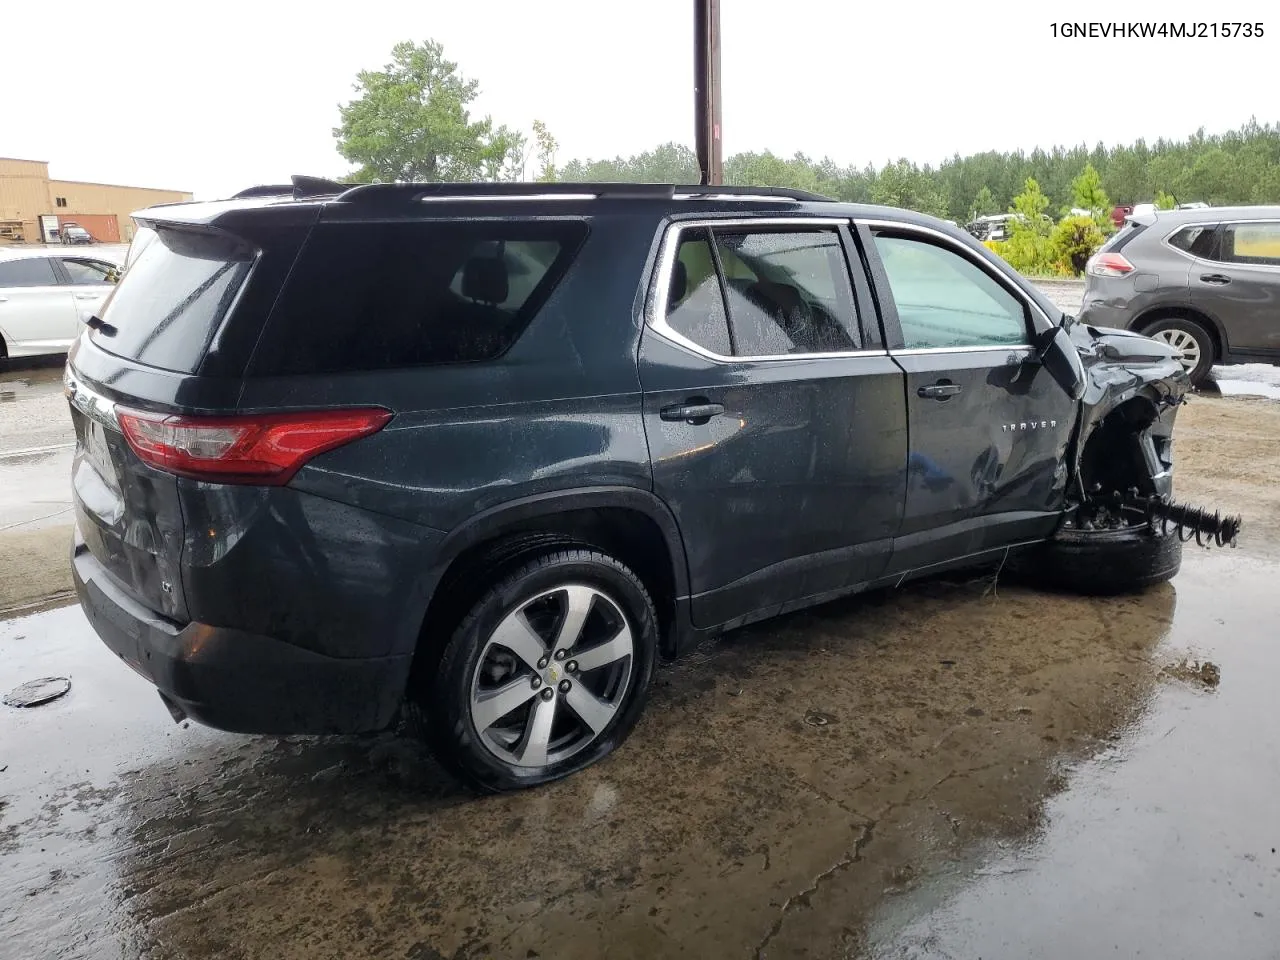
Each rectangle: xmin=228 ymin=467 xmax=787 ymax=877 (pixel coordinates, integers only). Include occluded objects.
xmin=713 ymin=230 xmax=860 ymax=356
xmin=873 ymin=235 xmax=1028 ymax=349
xmin=1168 ymin=224 xmax=1218 ymax=258
xmin=253 ymin=220 xmax=586 ymax=375
xmin=0 ymin=258 xmax=57 ymax=288
xmin=1222 ymin=222 xmax=1280 ymax=266
xmin=665 ymin=228 xmax=732 ymax=356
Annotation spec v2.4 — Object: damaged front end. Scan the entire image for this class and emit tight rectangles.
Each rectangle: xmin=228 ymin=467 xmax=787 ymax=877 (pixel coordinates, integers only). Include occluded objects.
xmin=1062 ymin=321 xmax=1242 ymax=548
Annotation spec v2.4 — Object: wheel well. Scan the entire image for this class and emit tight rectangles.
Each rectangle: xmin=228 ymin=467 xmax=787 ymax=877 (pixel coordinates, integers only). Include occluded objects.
xmin=414 ymin=508 xmax=679 ymax=676
xmin=1134 ymin=306 xmax=1223 ymax=362
xmin=1077 ymin=396 xmax=1163 ymax=499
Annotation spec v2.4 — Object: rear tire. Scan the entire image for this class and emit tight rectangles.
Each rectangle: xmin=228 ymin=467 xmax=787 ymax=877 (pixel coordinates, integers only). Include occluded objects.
xmin=1013 ymin=523 xmax=1182 ymax=596
xmin=410 ymin=548 xmax=658 ymax=793
xmin=1142 ymin=315 xmax=1215 ymax=386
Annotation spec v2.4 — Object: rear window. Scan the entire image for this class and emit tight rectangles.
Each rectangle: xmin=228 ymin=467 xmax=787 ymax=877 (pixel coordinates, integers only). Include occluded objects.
xmin=1099 ymin=220 xmax=1145 ymax=254
xmin=250 ymin=220 xmax=587 ymax=376
xmin=93 ymin=226 xmax=254 ymax=373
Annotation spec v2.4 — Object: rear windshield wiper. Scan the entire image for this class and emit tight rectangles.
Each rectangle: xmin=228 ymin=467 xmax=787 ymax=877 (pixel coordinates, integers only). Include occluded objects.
xmin=82 ymin=315 xmax=117 ymax=336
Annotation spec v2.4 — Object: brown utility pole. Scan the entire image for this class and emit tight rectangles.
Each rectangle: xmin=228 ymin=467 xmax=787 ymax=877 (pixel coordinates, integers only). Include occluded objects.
xmin=693 ymin=0 xmax=723 ymax=185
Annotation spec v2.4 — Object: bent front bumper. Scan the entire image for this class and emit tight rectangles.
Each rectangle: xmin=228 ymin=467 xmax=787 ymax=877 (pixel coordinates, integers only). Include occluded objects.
xmin=72 ymin=539 xmax=411 ymax=735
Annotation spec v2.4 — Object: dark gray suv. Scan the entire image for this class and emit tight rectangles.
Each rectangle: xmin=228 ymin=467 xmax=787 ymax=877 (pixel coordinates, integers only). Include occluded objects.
xmin=69 ymin=178 xmax=1197 ymax=792
xmin=1079 ymin=206 xmax=1280 ymax=384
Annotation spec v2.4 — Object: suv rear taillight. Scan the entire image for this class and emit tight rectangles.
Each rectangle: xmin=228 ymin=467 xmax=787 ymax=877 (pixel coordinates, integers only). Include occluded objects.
xmin=1088 ymin=252 xmax=1135 ymax=278
xmin=117 ymin=408 xmax=392 ymax=485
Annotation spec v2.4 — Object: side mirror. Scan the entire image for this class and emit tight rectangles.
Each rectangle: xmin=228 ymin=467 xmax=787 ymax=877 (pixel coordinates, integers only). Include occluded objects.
xmin=1034 ymin=325 xmax=1086 ymax=400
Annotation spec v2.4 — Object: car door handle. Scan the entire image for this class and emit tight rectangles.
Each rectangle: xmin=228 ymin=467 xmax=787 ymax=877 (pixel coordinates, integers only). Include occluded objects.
xmin=660 ymin=400 xmax=724 ymax=424
xmin=1200 ymin=274 xmax=1231 ymax=285
xmin=74 ymin=293 xmax=99 ymax=299
xmin=917 ymin=382 xmax=962 ymax=400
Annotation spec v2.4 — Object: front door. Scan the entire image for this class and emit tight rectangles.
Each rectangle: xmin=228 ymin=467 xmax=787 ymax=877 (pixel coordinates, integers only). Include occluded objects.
xmin=640 ymin=220 xmax=907 ymax=628
xmin=1193 ymin=220 xmax=1280 ymax=357
xmin=858 ymin=224 xmax=1077 ymax=575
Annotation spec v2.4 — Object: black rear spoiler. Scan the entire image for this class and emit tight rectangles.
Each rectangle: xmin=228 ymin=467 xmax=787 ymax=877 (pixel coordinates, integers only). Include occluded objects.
xmin=230 ymin=175 xmax=349 ymax=200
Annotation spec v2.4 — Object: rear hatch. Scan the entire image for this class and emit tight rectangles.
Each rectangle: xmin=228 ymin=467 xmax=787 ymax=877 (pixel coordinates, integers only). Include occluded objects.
xmin=67 ymin=222 xmax=258 ymax=620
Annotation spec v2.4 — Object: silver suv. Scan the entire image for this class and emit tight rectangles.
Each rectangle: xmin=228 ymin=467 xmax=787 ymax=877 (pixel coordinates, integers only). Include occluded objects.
xmin=1078 ymin=206 xmax=1280 ymax=384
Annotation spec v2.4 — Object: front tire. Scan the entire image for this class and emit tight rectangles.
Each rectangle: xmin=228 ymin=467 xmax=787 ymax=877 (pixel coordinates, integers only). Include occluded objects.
xmin=1143 ymin=315 xmax=1215 ymax=386
xmin=1014 ymin=523 xmax=1182 ymax=596
xmin=414 ymin=548 xmax=658 ymax=793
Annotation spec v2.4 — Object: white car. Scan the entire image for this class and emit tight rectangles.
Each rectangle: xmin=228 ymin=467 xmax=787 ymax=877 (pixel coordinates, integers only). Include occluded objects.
xmin=0 ymin=248 xmax=120 ymax=359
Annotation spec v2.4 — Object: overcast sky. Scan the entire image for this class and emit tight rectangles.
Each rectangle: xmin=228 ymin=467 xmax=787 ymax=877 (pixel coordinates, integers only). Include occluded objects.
xmin=4 ymin=0 xmax=1275 ymax=199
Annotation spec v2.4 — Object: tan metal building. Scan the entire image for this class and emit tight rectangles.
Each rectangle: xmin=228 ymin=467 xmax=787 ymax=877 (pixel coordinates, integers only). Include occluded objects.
xmin=0 ymin=158 xmax=192 ymax=245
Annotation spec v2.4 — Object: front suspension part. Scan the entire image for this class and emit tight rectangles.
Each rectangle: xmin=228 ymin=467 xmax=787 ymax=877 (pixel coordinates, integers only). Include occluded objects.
xmin=1110 ymin=490 xmax=1244 ymax=548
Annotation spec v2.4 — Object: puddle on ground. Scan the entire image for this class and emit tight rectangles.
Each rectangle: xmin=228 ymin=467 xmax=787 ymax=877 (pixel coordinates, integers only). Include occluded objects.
xmin=2 ymin=549 xmax=1276 ymax=958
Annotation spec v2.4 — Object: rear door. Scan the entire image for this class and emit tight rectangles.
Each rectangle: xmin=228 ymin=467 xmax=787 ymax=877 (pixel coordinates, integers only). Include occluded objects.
xmin=0 ymin=256 xmax=78 ymax=354
xmin=857 ymin=221 xmax=1077 ymax=574
xmin=1193 ymin=220 xmax=1280 ymax=357
xmin=68 ymin=225 xmax=256 ymax=619
xmin=640 ymin=218 xmax=907 ymax=628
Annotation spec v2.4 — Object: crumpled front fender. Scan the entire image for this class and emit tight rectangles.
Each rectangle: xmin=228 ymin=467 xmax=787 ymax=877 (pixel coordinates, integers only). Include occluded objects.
xmin=1065 ymin=321 xmax=1191 ymax=497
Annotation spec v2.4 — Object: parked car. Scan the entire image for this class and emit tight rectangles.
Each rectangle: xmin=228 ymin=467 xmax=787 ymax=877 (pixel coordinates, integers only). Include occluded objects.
xmin=964 ymin=213 xmax=1021 ymax=241
xmin=1079 ymin=205 xmax=1280 ymax=384
xmin=69 ymin=177 xmax=1192 ymax=792
xmin=0 ymin=249 xmax=119 ymax=359
xmin=60 ymin=224 xmax=94 ymax=245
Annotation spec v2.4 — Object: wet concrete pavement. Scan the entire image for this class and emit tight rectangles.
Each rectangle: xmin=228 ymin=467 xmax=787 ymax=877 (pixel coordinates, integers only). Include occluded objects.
xmin=3 ymin=544 xmax=1278 ymax=959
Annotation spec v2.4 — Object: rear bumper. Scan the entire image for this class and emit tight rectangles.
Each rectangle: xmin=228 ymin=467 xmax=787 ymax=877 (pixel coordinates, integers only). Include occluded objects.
xmin=73 ymin=539 xmax=411 ymax=735
xmin=1076 ymin=299 xmax=1137 ymax=331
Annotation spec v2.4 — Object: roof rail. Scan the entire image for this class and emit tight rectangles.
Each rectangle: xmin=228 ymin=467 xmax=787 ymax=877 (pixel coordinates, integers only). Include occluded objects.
xmin=675 ymin=184 xmax=833 ymax=202
xmin=229 ymin=175 xmax=350 ymax=201
xmin=336 ymin=181 xmax=677 ymax=204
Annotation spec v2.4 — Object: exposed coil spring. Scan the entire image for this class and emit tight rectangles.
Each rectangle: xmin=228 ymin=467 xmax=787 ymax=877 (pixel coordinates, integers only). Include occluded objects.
xmin=1143 ymin=497 xmax=1243 ymax=548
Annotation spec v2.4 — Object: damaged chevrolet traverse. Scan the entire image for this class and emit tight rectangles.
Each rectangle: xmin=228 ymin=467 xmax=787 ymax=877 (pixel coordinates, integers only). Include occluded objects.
xmin=65 ymin=179 xmax=1240 ymax=792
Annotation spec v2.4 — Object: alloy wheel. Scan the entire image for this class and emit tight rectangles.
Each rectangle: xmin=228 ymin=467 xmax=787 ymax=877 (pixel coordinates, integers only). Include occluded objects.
xmin=469 ymin=584 xmax=634 ymax=768
xmin=1152 ymin=328 xmax=1201 ymax=372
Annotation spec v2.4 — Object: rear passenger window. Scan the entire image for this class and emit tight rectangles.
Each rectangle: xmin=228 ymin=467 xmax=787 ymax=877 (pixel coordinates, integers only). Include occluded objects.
xmin=872 ymin=234 xmax=1028 ymax=350
xmin=714 ymin=231 xmax=860 ymax=355
xmin=252 ymin=221 xmax=587 ymax=375
xmin=658 ymin=226 xmax=861 ymax=357
xmin=665 ymin=229 xmax=733 ymax=356
xmin=1168 ymin=225 xmax=1218 ymax=258
xmin=0 ymin=257 xmax=57 ymax=287
xmin=1222 ymin=222 xmax=1280 ymax=266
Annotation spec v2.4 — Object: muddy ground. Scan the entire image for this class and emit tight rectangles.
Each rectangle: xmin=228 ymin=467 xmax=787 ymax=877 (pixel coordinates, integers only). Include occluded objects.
xmin=2 ymin=326 xmax=1279 ymax=958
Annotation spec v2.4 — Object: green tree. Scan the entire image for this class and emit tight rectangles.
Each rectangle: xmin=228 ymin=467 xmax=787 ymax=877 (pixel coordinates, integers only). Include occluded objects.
xmin=1002 ymin=178 xmax=1056 ymax=275
xmin=334 ymin=40 xmax=525 ymax=182
xmin=532 ymin=119 xmax=558 ymax=182
xmin=1154 ymin=189 xmax=1177 ymax=210
xmin=971 ymin=185 xmax=998 ymax=218
xmin=870 ymin=159 xmax=949 ymax=218
xmin=1051 ymin=215 xmax=1106 ymax=275
xmin=1070 ymin=163 xmax=1111 ymax=226
xmin=1010 ymin=176 xmax=1050 ymax=223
